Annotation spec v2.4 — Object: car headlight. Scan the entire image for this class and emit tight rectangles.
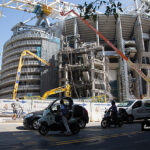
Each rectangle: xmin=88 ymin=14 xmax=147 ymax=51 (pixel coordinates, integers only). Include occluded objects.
xmin=25 ymin=113 xmax=33 ymax=118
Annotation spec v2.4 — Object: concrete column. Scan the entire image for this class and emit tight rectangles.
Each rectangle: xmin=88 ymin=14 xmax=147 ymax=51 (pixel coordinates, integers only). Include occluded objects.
xmin=147 ymin=70 xmax=150 ymax=97
xmin=74 ymin=17 xmax=78 ymax=49
xmin=58 ymin=52 xmax=62 ymax=86
xmin=58 ymin=52 xmax=62 ymax=97
xmin=148 ymin=40 xmax=150 ymax=62
xmin=90 ymin=50 xmax=95 ymax=97
xmin=116 ymin=15 xmax=129 ymax=100
xmin=134 ymin=14 xmax=145 ymax=97
xmin=65 ymin=65 xmax=69 ymax=85
xmin=148 ymin=41 xmax=150 ymax=97
xmin=96 ymin=14 xmax=100 ymax=47
xmin=102 ymin=47 xmax=106 ymax=95
xmin=117 ymin=68 xmax=122 ymax=101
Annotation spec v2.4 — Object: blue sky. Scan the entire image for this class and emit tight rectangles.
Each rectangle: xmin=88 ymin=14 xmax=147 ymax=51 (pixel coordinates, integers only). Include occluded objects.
xmin=0 ymin=0 xmax=134 ymax=68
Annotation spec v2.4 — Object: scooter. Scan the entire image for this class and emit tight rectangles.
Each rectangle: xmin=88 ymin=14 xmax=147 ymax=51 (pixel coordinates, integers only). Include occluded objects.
xmin=38 ymin=107 xmax=80 ymax=136
xmin=101 ymin=109 xmax=123 ymax=128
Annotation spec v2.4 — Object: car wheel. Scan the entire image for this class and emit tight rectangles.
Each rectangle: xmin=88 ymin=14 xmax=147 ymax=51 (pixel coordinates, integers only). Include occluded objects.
xmin=78 ymin=120 xmax=86 ymax=129
xmin=70 ymin=123 xmax=80 ymax=135
xmin=101 ymin=119 xmax=107 ymax=128
xmin=32 ymin=119 xmax=39 ymax=130
xmin=39 ymin=125 xmax=48 ymax=136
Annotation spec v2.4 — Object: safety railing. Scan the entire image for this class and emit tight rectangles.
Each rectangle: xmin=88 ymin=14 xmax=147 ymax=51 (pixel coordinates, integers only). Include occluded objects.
xmin=3 ymin=47 xmax=37 ymax=58
xmin=1 ymin=68 xmax=40 ymax=79
xmin=2 ymin=60 xmax=39 ymax=71
xmin=4 ymin=32 xmax=48 ymax=49
xmin=0 ymin=85 xmax=40 ymax=94
xmin=0 ymin=75 xmax=40 ymax=85
xmin=4 ymin=40 xmax=41 ymax=53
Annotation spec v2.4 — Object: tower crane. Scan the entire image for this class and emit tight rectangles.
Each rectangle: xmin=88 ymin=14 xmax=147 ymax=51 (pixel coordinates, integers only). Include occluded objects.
xmin=0 ymin=0 xmax=78 ymax=26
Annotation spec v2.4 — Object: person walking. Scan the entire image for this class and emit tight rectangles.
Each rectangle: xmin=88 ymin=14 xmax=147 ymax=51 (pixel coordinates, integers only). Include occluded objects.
xmin=11 ymin=98 xmax=22 ymax=120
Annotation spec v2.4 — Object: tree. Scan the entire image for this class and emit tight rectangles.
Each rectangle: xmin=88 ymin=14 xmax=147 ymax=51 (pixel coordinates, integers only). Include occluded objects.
xmin=78 ymin=0 xmax=123 ymax=20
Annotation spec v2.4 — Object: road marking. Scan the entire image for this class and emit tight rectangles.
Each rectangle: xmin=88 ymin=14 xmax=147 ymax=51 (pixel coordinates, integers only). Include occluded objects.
xmin=55 ymin=131 xmax=144 ymax=145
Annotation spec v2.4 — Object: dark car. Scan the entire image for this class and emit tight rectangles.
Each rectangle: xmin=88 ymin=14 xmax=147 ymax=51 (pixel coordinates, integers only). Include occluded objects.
xmin=23 ymin=110 xmax=43 ymax=130
xmin=23 ymin=97 xmax=89 ymax=130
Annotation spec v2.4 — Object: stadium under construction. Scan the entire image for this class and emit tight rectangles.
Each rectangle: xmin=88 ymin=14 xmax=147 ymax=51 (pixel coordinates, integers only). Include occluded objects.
xmin=0 ymin=1 xmax=150 ymax=101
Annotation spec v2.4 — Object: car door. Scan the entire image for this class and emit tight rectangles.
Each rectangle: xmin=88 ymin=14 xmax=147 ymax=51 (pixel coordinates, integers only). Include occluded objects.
xmin=143 ymin=100 xmax=150 ymax=118
xmin=132 ymin=101 xmax=143 ymax=119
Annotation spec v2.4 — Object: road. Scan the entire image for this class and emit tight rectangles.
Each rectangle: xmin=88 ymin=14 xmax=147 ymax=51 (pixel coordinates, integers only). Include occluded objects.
xmin=0 ymin=122 xmax=150 ymax=150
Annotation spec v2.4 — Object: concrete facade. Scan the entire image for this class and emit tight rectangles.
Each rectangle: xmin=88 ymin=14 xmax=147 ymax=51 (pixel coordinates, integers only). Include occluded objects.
xmin=59 ymin=14 xmax=150 ymax=101
xmin=0 ymin=24 xmax=60 ymax=99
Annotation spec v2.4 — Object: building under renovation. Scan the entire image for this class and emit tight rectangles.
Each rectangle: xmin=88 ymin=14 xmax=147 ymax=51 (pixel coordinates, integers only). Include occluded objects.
xmin=0 ymin=23 xmax=60 ymax=99
xmin=58 ymin=14 xmax=150 ymax=101
xmin=0 ymin=12 xmax=150 ymax=100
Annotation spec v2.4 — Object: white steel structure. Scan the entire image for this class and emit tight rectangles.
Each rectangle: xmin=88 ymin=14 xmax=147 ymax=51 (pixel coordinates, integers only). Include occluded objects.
xmin=0 ymin=0 xmax=78 ymax=26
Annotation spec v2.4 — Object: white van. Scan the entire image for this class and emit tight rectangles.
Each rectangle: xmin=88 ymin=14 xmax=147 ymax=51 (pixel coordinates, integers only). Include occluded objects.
xmin=117 ymin=99 xmax=150 ymax=122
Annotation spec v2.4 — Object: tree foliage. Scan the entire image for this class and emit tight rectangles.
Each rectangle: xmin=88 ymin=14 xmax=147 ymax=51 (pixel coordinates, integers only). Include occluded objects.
xmin=78 ymin=0 xmax=123 ymax=21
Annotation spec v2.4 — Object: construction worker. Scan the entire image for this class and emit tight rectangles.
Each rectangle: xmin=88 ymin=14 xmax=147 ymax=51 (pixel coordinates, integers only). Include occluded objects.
xmin=60 ymin=99 xmax=72 ymax=136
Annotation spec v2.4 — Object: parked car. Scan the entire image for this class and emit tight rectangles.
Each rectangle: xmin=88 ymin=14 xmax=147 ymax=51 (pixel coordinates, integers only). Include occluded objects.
xmin=23 ymin=97 xmax=89 ymax=130
xmin=117 ymin=99 xmax=150 ymax=123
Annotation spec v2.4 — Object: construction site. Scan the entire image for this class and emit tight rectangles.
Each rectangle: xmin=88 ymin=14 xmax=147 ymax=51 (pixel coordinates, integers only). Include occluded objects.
xmin=0 ymin=0 xmax=150 ymax=101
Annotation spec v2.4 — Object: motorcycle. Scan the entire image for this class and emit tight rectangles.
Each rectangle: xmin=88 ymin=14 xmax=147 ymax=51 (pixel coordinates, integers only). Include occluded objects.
xmin=38 ymin=106 xmax=80 ymax=136
xmin=101 ymin=109 xmax=123 ymax=128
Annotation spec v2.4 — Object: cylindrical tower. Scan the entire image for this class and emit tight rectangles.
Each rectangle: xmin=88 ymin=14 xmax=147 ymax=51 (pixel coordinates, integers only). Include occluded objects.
xmin=0 ymin=23 xmax=60 ymax=99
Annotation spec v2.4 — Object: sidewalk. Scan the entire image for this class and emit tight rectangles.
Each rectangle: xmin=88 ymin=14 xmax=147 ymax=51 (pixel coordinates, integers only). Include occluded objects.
xmin=0 ymin=117 xmax=23 ymax=123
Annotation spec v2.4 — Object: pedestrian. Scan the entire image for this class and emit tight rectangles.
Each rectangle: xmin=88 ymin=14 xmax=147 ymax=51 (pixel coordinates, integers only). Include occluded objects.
xmin=60 ymin=99 xmax=72 ymax=136
xmin=11 ymin=98 xmax=22 ymax=120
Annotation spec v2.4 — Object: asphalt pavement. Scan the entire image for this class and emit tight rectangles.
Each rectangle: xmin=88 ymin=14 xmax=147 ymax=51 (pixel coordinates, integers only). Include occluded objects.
xmin=0 ymin=120 xmax=150 ymax=150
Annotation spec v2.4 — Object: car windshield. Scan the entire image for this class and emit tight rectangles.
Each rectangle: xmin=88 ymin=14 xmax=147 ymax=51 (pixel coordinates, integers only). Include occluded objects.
xmin=118 ymin=100 xmax=134 ymax=107
xmin=45 ymin=101 xmax=53 ymax=109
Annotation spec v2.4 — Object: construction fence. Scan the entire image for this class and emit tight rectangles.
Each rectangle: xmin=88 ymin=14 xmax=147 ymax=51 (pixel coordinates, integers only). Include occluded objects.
xmin=0 ymin=99 xmax=111 ymax=122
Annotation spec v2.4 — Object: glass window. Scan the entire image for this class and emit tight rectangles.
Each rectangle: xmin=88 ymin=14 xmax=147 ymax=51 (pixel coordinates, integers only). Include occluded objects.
xmin=144 ymin=101 xmax=150 ymax=107
xmin=118 ymin=100 xmax=135 ymax=107
xmin=132 ymin=101 xmax=142 ymax=109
